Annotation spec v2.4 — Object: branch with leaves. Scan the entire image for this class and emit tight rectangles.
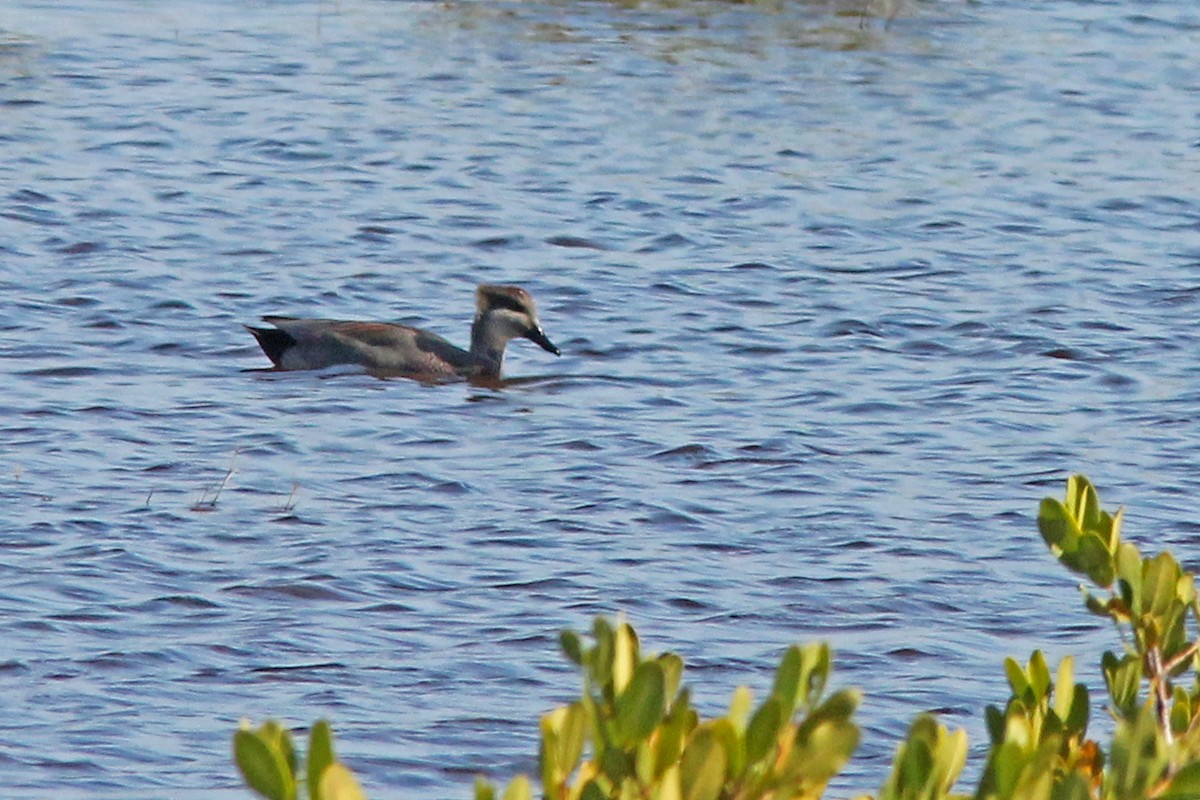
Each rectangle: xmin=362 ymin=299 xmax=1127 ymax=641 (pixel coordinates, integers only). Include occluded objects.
xmin=233 ymin=475 xmax=1200 ymax=800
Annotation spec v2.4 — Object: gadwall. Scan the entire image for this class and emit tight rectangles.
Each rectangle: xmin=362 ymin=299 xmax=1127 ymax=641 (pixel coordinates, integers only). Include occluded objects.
xmin=246 ymin=284 xmax=560 ymax=378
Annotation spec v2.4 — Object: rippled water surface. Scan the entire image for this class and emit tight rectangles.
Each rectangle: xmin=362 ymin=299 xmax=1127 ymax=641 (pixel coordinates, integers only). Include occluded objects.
xmin=3 ymin=0 xmax=1200 ymax=796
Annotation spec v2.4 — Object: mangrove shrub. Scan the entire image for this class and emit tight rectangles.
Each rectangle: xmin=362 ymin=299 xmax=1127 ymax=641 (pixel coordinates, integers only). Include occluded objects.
xmin=233 ymin=474 xmax=1200 ymax=799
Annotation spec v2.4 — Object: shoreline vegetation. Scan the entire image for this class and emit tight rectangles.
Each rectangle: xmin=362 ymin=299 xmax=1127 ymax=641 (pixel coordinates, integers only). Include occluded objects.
xmin=234 ymin=475 xmax=1200 ymax=799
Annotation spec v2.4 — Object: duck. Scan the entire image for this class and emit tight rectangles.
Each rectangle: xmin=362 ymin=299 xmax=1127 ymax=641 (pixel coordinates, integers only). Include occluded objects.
xmin=246 ymin=284 xmax=560 ymax=378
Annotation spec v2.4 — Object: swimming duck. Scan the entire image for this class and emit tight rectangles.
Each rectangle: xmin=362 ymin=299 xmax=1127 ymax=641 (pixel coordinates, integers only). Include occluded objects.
xmin=246 ymin=284 xmax=560 ymax=378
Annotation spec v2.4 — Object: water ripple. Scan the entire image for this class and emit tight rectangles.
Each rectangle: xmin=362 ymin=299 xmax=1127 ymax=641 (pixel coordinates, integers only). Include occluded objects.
xmin=2 ymin=0 xmax=1199 ymax=797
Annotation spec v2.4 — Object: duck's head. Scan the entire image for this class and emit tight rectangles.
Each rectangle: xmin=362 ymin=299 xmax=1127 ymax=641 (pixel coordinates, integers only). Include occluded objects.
xmin=475 ymin=284 xmax=560 ymax=355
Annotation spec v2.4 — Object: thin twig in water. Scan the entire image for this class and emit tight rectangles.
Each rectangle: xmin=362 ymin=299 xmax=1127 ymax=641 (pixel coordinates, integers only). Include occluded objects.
xmin=278 ymin=482 xmax=299 ymax=514
xmin=191 ymin=451 xmax=238 ymax=513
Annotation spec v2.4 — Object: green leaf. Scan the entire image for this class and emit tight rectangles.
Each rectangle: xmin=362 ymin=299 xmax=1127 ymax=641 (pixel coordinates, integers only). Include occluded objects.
xmin=1001 ymin=714 xmax=1034 ymax=751
xmin=600 ymin=745 xmax=633 ymax=783
xmin=1004 ymin=657 xmax=1030 ymax=702
xmin=1083 ymin=590 xmax=1109 ymax=617
xmin=886 ymin=716 xmax=935 ymax=796
xmin=1170 ymin=687 xmax=1190 ymax=736
xmin=800 ymin=642 xmax=832 ymax=709
xmin=728 ymin=686 xmax=753 ymax=731
xmin=984 ymin=705 xmax=1004 ymax=744
xmin=1105 ymin=505 xmax=1124 ymax=551
xmin=616 ymin=661 xmax=666 ymax=744
xmin=1116 ymin=541 xmax=1141 ymax=588
xmin=1054 ymin=773 xmax=1094 ymax=800
xmin=258 ymin=720 xmax=297 ymax=778
xmin=473 ymin=776 xmax=496 ymax=800
xmin=1076 ymin=533 xmax=1115 ymax=587
xmin=579 ymin=780 xmax=607 ymax=800
xmin=1159 ymin=760 xmax=1200 ymax=799
xmin=1037 ymin=497 xmax=1077 ymax=551
xmin=319 ymin=762 xmax=366 ymax=800
xmin=1052 ymin=656 xmax=1074 ymax=722
xmin=1109 ymin=703 xmax=1168 ymax=798
xmin=613 ymin=621 xmax=640 ymax=694
xmin=1178 ymin=573 xmax=1196 ymax=606
xmin=936 ymin=727 xmax=968 ymax=792
xmin=897 ymin=733 xmax=932 ymax=794
xmin=991 ymin=741 xmax=1023 ymax=799
xmin=707 ymin=718 xmax=742 ymax=780
xmin=540 ymin=703 xmax=586 ymax=790
xmin=744 ymin=697 xmax=783 ymax=765
xmin=1065 ymin=684 xmax=1089 ymax=737
xmin=710 ymin=719 xmax=739 ymax=777
xmin=653 ymin=693 xmax=694 ymax=778
xmin=1143 ymin=552 xmax=1181 ymax=618
xmin=233 ymin=728 xmax=295 ymax=800
xmin=680 ymin=729 xmax=726 ymax=800
xmin=499 ymin=774 xmax=531 ymax=800
xmin=592 ymin=617 xmax=615 ymax=688
xmin=806 ymin=688 xmax=860 ymax=724
xmin=885 ymin=715 xmax=966 ymax=797
xmin=1028 ymin=651 xmax=1051 ymax=700
xmin=558 ymin=704 xmax=587 ymax=770
xmin=1065 ymin=474 xmax=1101 ymax=531
xmin=658 ymin=652 xmax=684 ymax=703
xmin=772 ymin=645 xmax=802 ymax=716
xmin=1102 ymin=651 xmax=1141 ymax=718
xmin=560 ymin=629 xmax=584 ymax=665
xmin=786 ymin=709 xmax=860 ymax=790
xmin=308 ymin=720 xmax=336 ymax=800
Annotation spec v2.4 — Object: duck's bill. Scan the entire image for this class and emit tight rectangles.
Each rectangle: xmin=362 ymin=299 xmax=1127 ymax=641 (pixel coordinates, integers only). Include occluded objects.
xmin=526 ymin=326 xmax=561 ymax=356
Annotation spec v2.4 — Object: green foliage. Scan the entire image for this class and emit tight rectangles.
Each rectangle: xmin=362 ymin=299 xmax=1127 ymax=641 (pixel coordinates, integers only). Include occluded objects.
xmin=233 ymin=718 xmax=363 ymax=800
xmin=1033 ymin=475 xmax=1200 ymax=799
xmin=232 ymin=474 xmax=1200 ymax=800
xmin=234 ymin=721 xmax=296 ymax=800
xmin=515 ymin=618 xmax=862 ymax=800
xmin=877 ymin=715 xmax=968 ymax=800
xmin=975 ymin=651 xmax=1098 ymax=800
xmin=1037 ymin=474 xmax=1122 ymax=588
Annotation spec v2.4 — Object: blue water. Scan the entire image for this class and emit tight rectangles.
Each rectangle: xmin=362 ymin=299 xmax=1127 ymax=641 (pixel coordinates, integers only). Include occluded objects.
xmin=2 ymin=0 xmax=1200 ymax=796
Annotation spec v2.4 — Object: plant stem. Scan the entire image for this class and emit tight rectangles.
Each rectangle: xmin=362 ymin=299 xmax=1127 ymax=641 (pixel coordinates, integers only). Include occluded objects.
xmin=1147 ymin=646 xmax=1173 ymax=746
xmin=1162 ymin=641 xmax=1200 ymax=676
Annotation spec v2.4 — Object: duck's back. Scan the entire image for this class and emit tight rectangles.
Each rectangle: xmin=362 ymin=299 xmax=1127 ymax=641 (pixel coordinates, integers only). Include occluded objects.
xmin=264 ymin=317 xmax=471 ymax=374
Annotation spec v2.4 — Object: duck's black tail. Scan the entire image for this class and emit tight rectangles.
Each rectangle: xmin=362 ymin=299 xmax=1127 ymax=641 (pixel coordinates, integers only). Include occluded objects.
xmin=245 ymin=325 xmax=295 ymax=368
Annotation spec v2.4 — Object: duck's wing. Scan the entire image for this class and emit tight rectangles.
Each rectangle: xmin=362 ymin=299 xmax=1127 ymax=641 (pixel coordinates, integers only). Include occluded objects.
xmin=407 ymin=326 xmax=473 ymax=368
xmin=262 ymin=318 xmax=470 ymax=373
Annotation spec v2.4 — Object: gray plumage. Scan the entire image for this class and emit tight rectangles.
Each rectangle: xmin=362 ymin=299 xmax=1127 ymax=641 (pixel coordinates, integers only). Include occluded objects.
xmin=246 ymin=284 xmax=559 ymax=378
